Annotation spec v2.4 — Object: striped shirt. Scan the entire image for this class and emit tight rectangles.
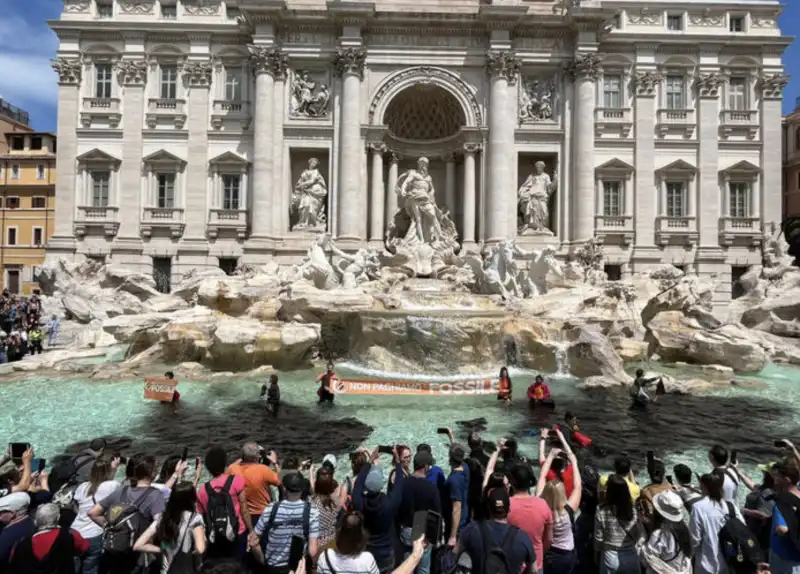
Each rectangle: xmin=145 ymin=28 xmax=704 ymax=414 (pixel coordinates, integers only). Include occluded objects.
xmin=254 ymin=500 xmax=320 ymax=567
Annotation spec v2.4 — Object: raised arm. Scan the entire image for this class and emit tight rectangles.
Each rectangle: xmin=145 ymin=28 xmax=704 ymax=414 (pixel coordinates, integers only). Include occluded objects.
xmin=555 ymin=429 xmax=582 ymax=511
xmin=536 ymin=449 xmax=559 ymax=497
xmin=538 ymin=428 xmax=550 ymax=467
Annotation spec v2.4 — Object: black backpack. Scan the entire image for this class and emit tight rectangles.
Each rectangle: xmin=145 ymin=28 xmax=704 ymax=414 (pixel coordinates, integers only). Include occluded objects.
xmin=478 ymin=521 xmax=520 ymax=574
xmin=103 ymin=486 xmax=156 ymax=555
xmin=718 ymin=501 xmax=764 ymax=574
xmin=776 ymin=492 xmax=800 ymax=554
xmin=203 ymin=476 xmax=239 ymax=545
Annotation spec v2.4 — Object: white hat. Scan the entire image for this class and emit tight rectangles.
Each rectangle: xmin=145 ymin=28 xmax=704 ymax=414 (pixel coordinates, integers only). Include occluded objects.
xmin=0 ymin=492 xmax=31 ymax=513
xmin=322 ymin=454 xmax=336 ymax=468
xmin=652 ymin=490 xmax=685 ymax=523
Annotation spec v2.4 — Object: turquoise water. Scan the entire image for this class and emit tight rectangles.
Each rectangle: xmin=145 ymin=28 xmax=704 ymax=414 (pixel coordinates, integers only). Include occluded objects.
xmin=2 ymin=363 xmax=798 ymax=486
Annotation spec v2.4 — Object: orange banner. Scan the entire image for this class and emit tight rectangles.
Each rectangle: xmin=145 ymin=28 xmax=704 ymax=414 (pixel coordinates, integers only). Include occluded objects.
xmin=334 ymin=378 xmax=499 ymax=396
xmin=144 ymin=378 xmax=177 ymax=401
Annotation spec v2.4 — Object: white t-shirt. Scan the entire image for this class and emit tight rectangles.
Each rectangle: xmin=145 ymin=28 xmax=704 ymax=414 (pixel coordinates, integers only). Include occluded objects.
xmin=146 ymin=511 xmax=204 ymax=574
xmin=317 ymin=549 xmax=380 ymax=574
xmin=149 ymin=483 xmax=172 ymax=501
xmin=71 ymin=480 xmax=121 ymax=539
xmin=718 ymin=468 xmax=739 ymax=503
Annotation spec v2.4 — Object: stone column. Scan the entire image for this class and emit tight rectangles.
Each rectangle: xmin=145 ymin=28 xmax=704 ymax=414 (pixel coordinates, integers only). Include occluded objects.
xmin=385 ymin=152 xmax=400 ymax=227
xmin=248 ymin=46 xmax=285 ymax=240
xmin=462 ymin=144 xmax=479 ymax=244
xmin=485 ymin=51 xmax=519 ymax=243
xmin=48 ymin=58 xmax=82 ymax=255
xmin=569 ymin=53 xmax=602 ymax=243
xmin=181 ymin=60 xmax=213 ymax=240
xmin=444 ymin=153 xmax=457 ymax=218
xmin=752 ymin=176 xmax=761 ymax=218
xmin=369 ymin=142 xmax=386 ymax=242
xmin=333 ymin=47 xmax=367 ymax=241
xmin=273 ymin=68 xmax=287 ymax=236
xmin=759 ymin=74 xmax=789 ymax=225
xmin=696 ymin=72 xmax=724 ymax=247
xmin=633 ymin=70 xmax=659 ymax=246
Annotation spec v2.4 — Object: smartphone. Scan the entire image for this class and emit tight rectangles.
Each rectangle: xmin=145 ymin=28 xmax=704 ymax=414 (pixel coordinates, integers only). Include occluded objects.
xmin=775 ymin=440 xmax=789 ymax=448
xmin=181 ymin=447 xmax=189 ymax=462
xmin=412 ymin=510 xmax=428 ymax=542
xmin=377 ymin=445 xmax=394 ymax=455
xmin=9 ymin=443 xmax=28 ymax=460
xmin=436 ymin=428 xmax=449 ymax=435
xmin=30 ymin=458 xmax=46 ymax=473
xmin=730 ymin=450 xmax=738 ymax=465
xmin=288 ymin=536 xmax=305 ymax=571
xmin=425 ymin=510 xmax=443 ymax=544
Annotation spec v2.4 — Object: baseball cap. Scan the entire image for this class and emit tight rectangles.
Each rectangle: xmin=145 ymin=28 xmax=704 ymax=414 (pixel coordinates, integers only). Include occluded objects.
xmin=758 ymin=462 xmax=776 ymax=473
xmin=486 ymin=487 xmax=510 ymax=517
xmin=449 ymin=444 xmax=466 ymax=465
xmin=414 ymin=451 xmax=434 ymax=470
xmin=0 ymin=492 xmax=31 ymax=513
xmin=364 ymin=467 xmax=384 ymax=494
xmin=282 ymin=471 xmax=305 ymax=494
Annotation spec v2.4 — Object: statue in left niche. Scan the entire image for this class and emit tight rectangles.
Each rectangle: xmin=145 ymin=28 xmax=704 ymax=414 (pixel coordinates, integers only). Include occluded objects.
xmin=291 ymin=158 xmax=328 ymax=232
xmin=290 ymin=70 xmax=331 ymax=117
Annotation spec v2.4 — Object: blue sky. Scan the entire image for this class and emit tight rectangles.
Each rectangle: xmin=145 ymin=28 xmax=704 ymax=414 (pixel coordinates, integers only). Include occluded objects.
xmin=0 ymin=0 xmax=798 ymax=132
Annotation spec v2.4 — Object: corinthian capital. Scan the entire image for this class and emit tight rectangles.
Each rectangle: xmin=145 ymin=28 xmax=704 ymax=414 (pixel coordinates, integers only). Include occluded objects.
xmin=333 ymin=47 xmax=367 ymax=79
xmin=182 ymin=59 xmax=213 ymax=87
xmin=566 ymin=53 xmax=603 ymax=81
xmin=633 ymin=70 xmax=661 ymax=97
xmin=116 ymin=60 xmax=148 ymax=86
xmin=248 ymin=45 xmax=289 ymax=79
xmin=759 ymin=73 xmax=789 ymax=100
xmin=51 ymin=57 xmax=82 ymax=85
xmin=695 ymin=72 xmax=724 ymax=98
xmin=486 ymin=51 xmax=520 ymax=82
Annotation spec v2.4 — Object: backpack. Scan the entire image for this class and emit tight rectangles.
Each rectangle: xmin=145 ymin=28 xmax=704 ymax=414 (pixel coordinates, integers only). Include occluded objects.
xmin=718 ymin=501 xmax=763 ymax=574
xmin=203 ymin=476 xmax=239 ymax=544
xmin=51 ymin=455 xmax=97 ymax=516
xmin=165 ymin=513 xmax=202 ymax=574
xmin=478 ymin=521 xmax=520 ymax=574
xmin=776 ymin=492 xmax=800 ymax=554
xmin=103 ymin=486 xmax=156 ymax=554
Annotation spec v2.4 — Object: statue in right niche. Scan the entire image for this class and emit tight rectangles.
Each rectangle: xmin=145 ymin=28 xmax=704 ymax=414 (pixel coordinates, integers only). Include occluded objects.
xmin=518 ymin=160 xmax=557 ymax=235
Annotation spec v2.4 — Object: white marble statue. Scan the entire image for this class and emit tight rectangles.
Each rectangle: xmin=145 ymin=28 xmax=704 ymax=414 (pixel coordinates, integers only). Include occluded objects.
xmin=518 ymin=161 xmax=557 ymax=235
xmin=763 ymin=221 xmax=793 ymax=269
xmin=385 ymin=156 xmax=460 ymax=276
xmin=328 ymin=240 xmax=382 ymax=289
xmin=461 ymin=240 xmax=562 ymax=300
xmin=290 ymin=70 xmax=330 ymax=117
xmin=519 ymin=78 xmax=555 ymax=123
xmin=291 ymin=233 xmax=381 ymax=290
xmin=291 ymin=158 xmax=328 ymax=231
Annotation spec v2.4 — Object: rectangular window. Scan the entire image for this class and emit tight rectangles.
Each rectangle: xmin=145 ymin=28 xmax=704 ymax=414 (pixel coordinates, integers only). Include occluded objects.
xmin=729 ymin=16 xmax=744 ymax=32
xmin=225 ymin=67 xmax=242 ymax=101
xmin=161 ymin=4 xmax=176 ymax=18
xmin=30 ymin=136 xmax=42 ymax=150
xmin=666 ymin=182 xmax=686 ymax=217
xmin=95 ymin=64 xmax=113 ymax=99
xmin=665 ymin=76 xmax=685 ymax=109
xmin=10 ymin=136 xmax=24 ymax=151
xmin=7 ymin=228 xmax=17 ymax=246
xmin=603 ymin=181 xmax=622 ymax=217
xmin=219 ymin=257 xmax=238 ymax=276
xmin=729 ymin=182 xmax=750 ymax=218
xmin=91 ymin=171 xmax=111 ymax=207
xmin=31 ymin=196 xmax=46 ymax=209
xmin=222 ymin=174 xmax=241 ymax=210
xmin=157 ymin=173 xmax=176 ymax=208
xmin=667 ymin=14 xmax=683 ymax=31
xmin=728 ymin=77 xmax=747 ymax=111
xmin=11 ymin=165 xmax=19 ymax=179
xmin=6 ymin=197 xmax=20 ymax=209
xmin=97 ymin=2 xmax=112 ymax=17
xmin=226 ymin=6 xmax=241 ymax=19
xmin=36 ymin=165 xmax=45 ymax=180
xmin=603 ymin=75 xmax=622 ymax=108
xmin=33 ymin=227 xmax=44 ymax=246
xmin=160 ymin=66 xmax=178 ymax=100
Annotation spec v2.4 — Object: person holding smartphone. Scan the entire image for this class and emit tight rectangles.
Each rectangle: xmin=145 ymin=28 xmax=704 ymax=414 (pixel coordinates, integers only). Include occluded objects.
xmin=0 ymin=445 xmax=34 ymax=498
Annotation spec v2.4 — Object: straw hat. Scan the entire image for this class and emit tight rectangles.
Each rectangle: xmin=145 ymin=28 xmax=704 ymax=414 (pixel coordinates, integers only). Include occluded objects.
xmin=652 ymin=490 xmax=685 ymax=523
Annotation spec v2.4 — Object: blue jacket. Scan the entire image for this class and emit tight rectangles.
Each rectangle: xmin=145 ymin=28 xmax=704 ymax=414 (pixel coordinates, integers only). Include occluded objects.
xmin=352 ymin=462 xmax=405 ymax=561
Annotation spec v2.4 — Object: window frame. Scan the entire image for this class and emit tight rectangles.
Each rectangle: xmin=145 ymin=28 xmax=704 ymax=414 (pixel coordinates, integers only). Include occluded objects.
xmin=664 ymin=75 xmax=686 ymax=110
xmin=602 ymin=74 xmax=623 ymax=109
xmin=666 ymin=14 xmax=683 ymax=31
xmin=36 ymin=164 xmax=45 ymax=181
xmin=30 ymin=136 xmax=43 ymax=151
xmin=10 ymin=164 xmax=20 ymax=180
xmin=156 ymin=172 xmax=177 ymax=209
xmin=160 ymin=3 xmax=177 ymax=18
xmin=95 ymin=63 xmax=113 ymax=99
xmin=729 ymin=15 xmax=745 ymax=33
xmin=91 ymin=170 xmax=111 ymax=208
xmin=728 ymin=181 xmax=751 ymax=218
xmin=5 ymin=196 xmax=20 ymax=210
xmin=160 ymin=65 xmax=178 ymax=100
xmin=225 ymin=66 xmax=243 ymax=101
xmin=665 ymin=181 xmax=687 ymax=217
xmin=727 ymin=76 xmax=748 ymax=111
xmin=96 ymin=1 xmax=113 ymax=17
xmin=10 ymin=136 xmax=25 ymax=151
xmin=602 ymin=180 xmax=623 ymax=217
xmin=6 ymin=226 xmax=18 ymax=246
xmin=31 ymin=196 xmax=46 ymax=209
xmin=221 ymin=174 xmax=242 ymax=211
xmin=32 ymin=226 xmax=44 ymax=247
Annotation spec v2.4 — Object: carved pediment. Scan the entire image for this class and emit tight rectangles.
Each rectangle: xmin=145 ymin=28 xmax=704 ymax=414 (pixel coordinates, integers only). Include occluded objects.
xmin=209 ymin=151 xmax=249 ymax=166
xmin=720 ymin=160 xmax=760 ymax=177
xmin=655 ymin=159 xmax=696 ymax=174
xmin=76 ymin=148 xmax=121 ymax=164
xmin=142 ymin=149 xmax=186 ymax=166
xmin=595 ymin=158 xmax=635 ymax=175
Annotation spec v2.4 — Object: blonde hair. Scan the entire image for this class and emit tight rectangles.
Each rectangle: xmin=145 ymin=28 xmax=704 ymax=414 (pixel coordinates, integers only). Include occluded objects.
xmin=541 ymin=480 xmax=569 ymax=522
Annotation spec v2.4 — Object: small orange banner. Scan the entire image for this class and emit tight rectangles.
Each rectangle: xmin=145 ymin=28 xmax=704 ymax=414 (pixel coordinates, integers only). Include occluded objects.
xmin=144 ymin=378 xmax=177 ymax=401
xmin=334 ymin=378 xmax=499 ymax=396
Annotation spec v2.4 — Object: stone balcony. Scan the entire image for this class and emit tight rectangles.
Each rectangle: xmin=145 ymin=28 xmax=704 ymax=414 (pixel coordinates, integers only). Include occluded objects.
xmin=719 ymin=110 xmax=759 ymax=139
xmin=718 ymin=216 xmax=762 ymax=246
xmin=145 ymin=98 xmax=187 ymax=129
xmin=206 ymin=209 xmax=248 ymax=239
xmin=210 ymin=100 xmax=252 ymax=130
xmin=594 ymin=215 xmax=634 ymax=245
xmin=594 ymin=108 xmax=633 ymax=137
xmin=140 ymin=207 xmax=185 ymax=238
xmin=655 ymin=216 xmax=698 ymax=246
xmin=80 ymin=97 xmax=121 ymax=129
xmin=656 ymin=108 xmax=696 ymax=138
xmin=74 ymin=205 xmax=120 ymax=237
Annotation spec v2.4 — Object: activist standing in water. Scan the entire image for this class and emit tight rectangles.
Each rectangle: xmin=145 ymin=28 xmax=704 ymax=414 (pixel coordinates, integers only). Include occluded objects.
xmin=317 ymin=361 xmax=337 ymax=405
xmin=160 ymin=371 xmax=180 ymax=405
xmin=631 ymin=369 xmax=662 ymax=408
xmin=528 ymin=375 xmax=554 ymax=409
xmin=261 ymin=374 xmax=281 ymax=417
xmin=497 ymin=366 xmax=513 ymax=404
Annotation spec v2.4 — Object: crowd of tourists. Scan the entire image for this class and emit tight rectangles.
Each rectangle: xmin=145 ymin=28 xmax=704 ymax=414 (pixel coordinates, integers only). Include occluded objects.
xmin=1 ymin=421 xmax=798 ymax=574
xmin=0 ymin=290 xmax=57 ymax=363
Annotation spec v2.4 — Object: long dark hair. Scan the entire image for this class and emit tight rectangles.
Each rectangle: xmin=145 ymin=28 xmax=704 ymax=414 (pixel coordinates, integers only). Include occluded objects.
xmin=314 ymin=467 xmax=338 ymax=509
xmin=157 ymin=455 xmax=182 ymax=484
xmin=156 ymin=482 xmax=197 ymax=545
xmin=603 ymin=474 xmax=634 ymax=522
xmin=700 ymin=472 xmax=724 ymax=503
xmin=87 ymin=459 xmax=111 ymax=497
xmin=499 ymin=367 xmax=511 ymax=383
xmin=652 ymin=512 xmax=693 ymax=558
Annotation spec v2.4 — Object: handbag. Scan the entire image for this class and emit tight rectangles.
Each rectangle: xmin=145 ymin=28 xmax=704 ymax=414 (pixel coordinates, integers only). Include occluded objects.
xmin=165 ymin=513 xmax=202 ymax=574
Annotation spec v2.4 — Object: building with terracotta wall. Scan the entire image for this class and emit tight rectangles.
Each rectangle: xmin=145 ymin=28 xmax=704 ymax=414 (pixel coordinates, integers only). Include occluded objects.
xmin=0 ymin=132 xmax=57 ymax=294
xmin=0 ymin=98 xmax=33 ymax=155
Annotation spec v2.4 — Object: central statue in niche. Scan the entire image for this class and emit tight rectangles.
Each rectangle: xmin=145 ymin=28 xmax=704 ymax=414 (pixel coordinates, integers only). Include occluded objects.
xmin=385 ymin=156 xmax=460 ymax=277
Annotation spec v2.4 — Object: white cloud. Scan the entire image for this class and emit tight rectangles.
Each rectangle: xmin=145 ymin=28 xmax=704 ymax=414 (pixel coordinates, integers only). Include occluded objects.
xmin=0 ymin=11 xmax=59 ymax=109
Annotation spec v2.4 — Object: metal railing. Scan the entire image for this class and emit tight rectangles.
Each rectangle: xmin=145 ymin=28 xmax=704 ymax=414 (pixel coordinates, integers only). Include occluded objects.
xmin=0 ymin=97 xmax=30 ymax=126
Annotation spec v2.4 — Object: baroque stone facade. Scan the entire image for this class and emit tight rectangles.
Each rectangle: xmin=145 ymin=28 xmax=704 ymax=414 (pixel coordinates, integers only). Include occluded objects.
xmin=48 ymin=0 xmax=790 ymax=310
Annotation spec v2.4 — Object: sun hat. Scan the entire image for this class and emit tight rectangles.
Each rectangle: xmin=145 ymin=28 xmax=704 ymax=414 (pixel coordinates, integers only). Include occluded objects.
xmin=652 ymin=490 xmax=685 ymax=523
xmin=322 ymin=454 xmax=337 ymax=469
xmin=0 ymin=492 xmax=30 ymax=513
